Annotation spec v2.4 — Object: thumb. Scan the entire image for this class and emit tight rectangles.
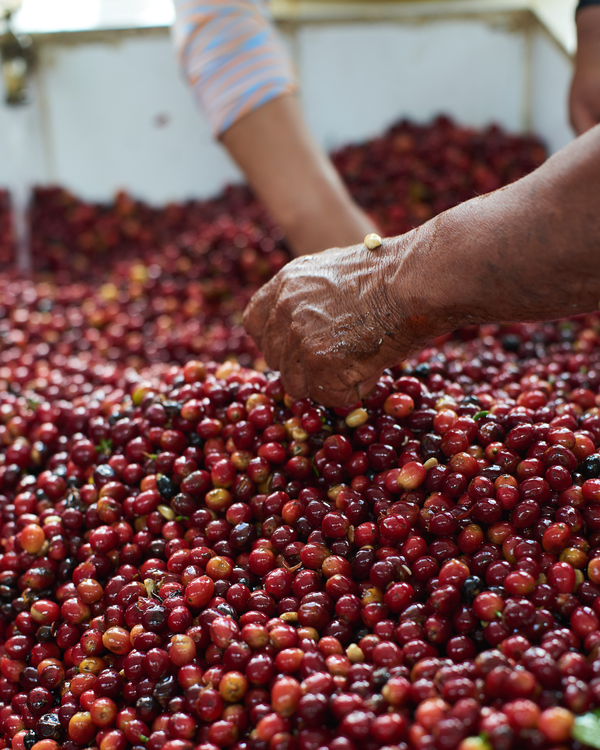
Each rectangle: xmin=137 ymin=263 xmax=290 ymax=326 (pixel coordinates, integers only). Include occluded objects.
xmin=357 ymin=373 xmax=385 ymax=401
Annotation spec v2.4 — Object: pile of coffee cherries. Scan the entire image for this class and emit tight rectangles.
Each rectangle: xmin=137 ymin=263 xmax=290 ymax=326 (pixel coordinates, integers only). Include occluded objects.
xmin=0 ymin=117 xmax=546 ymax=283
xmin=0 ymin=118 xmax=547 ymax=373
xmin=2 ymin=320 xmax=600 ymax=750
xmin=1 ymin=118 xmax=599 ymax=750
xmin=331 ymin=116 xmax=546 ymax=236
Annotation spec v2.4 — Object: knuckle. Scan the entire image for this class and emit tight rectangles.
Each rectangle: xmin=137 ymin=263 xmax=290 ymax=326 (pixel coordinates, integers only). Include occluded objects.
xmin=337 ymin=366 xmax=365 ymax=390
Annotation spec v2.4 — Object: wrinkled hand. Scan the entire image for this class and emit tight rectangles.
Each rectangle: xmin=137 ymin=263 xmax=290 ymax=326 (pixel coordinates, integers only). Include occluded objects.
xmin=570 ymin=7 xmax=600 ymax=135
xmin=243 ymin=237 xmax=441 ymax=407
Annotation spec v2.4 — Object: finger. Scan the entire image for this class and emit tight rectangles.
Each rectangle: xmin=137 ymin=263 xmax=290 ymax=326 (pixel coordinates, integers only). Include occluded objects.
xmin=278 ymin=331 xmax=309 ymax=399
xmin=322 ymin=351 xmax=389 ymax=407
xmin=243 ymin=276 xmax=282 ymax=350
xmin=307 ymin=379 xmax=355 ymax=408
xmin=305 ymin=366 xmax=343 ymax=407
xmin=321 ymin=371 xmax=383 ymax=408
xmin=300 ymin=356 xmax=364 ymax=408
xmin=357 ymin=372 xmax=384 ymax=401
xmin=243 ymin=295 xmax=267 ymax=351
xmin=259 ymin=307 xmax=290 ymax=372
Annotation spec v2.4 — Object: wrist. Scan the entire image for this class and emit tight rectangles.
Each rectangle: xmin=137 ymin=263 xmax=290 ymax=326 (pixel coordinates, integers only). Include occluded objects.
xmin=384 ymin=216 xmax=483 ymax=344
xmin=389 ymin=189 xmax=544 ymax=334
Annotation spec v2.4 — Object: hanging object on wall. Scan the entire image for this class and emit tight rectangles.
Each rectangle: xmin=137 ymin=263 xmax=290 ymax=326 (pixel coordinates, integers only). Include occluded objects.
xmin=0 ymin=0 xmax=34 ymax=105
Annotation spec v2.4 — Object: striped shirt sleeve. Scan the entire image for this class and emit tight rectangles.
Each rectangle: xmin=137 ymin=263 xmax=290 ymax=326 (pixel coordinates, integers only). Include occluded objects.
xmin=173 ymin=0 xmax=298 ymax=137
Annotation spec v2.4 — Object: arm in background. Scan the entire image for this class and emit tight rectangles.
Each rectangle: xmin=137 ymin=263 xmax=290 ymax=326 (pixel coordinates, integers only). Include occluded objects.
xmin=172 ymin=0 xmax=377 ymax=256
xmin=570 ymin=1 xmax=600 ymax=134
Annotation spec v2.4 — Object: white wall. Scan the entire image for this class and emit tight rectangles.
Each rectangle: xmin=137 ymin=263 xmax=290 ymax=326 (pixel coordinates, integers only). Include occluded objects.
xmin=34 ymin=34 xmax=242 ymax=200
xmin=0 ymin=10 xmax=574 ymax=205
xmin=299 ymin=19 xmax=527 ymax=151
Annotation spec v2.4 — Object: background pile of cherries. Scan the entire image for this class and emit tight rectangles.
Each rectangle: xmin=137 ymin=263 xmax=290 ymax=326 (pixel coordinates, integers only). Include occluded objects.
xmin=1 ymin=117 xmax=600 ymax=750
xmin=0 ymin=115 xmax=546 ymax=281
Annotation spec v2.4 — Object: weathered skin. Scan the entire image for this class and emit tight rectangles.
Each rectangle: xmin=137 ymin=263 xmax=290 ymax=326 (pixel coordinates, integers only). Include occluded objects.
xmin=244 ymin=125 xmax=600 ymax=407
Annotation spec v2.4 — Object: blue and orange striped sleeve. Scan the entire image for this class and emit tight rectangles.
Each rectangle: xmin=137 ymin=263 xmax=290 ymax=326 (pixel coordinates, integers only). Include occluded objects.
xmin=173 ymin=0 xmax=299 ymax=137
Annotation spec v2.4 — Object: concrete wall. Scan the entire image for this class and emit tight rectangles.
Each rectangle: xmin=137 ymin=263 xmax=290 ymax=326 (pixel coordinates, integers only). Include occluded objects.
xmin=0 ymin=7 xmax=574 ymax=204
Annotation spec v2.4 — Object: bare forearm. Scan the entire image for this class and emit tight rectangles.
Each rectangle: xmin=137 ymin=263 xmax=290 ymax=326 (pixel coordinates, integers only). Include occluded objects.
xmin=391 ymin=124 xmax=600 ymax=334
xmin=221 ymin=95 xmax=376 ymax=256
xmin=221 ymin=95 xmax=354 ymax=235
xmin=244 ymin=126 xmax=600 ymax=406
xmin=570 ymin=6 xmax=600 ymax=133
